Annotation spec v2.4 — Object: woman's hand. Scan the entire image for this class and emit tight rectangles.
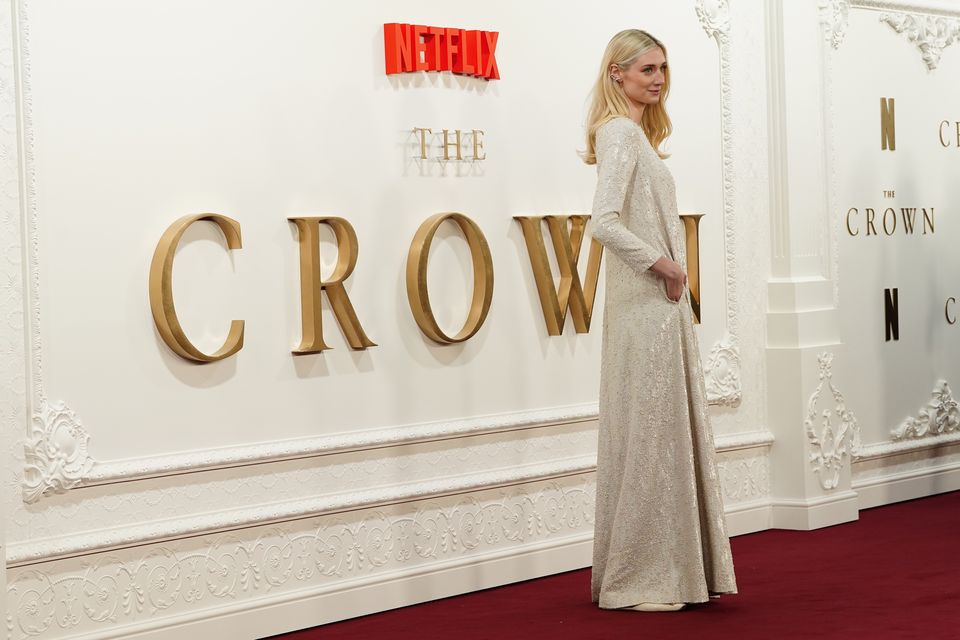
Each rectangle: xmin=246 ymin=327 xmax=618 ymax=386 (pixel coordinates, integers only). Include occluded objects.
xmin=650 ymin=256 xmax=687 ymax=303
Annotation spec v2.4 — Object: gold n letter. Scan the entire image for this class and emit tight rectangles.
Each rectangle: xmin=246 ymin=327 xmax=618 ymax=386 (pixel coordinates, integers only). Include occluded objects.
xmin=289 ymin=217 xmax=376 ymax=353
xmin=881 ymin=97 xmax=896 ymax=151
xmin=514 ymin=215 xmax=603 ymax=335
xmin=149 ymin=214 xmax=245 ymax=363
xmin=680 ymin=213 xmax=704 ymax=325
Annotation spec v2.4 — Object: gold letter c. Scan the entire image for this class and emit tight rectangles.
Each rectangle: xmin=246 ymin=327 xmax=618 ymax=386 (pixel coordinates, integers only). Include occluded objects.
xmin=149 ymin=214 xmax=244 ymax=363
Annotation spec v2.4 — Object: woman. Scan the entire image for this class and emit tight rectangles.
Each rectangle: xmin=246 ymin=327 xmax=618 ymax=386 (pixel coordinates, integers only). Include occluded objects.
xmin=585 ymin=29 xmax=738 ymax=612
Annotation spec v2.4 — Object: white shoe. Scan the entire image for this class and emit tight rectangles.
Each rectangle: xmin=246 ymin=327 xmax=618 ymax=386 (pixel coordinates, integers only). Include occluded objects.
xmin=630 ymin=602 xmax=685 ymax=612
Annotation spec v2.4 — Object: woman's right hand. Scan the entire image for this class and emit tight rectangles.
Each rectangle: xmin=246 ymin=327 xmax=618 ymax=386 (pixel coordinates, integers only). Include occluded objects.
xmin=650 ymin=256 xmax=687 ymax=303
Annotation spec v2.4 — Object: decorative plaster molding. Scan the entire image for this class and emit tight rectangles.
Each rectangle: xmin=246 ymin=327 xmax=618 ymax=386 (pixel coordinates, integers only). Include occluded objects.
xmin=83 ymin=404 xmax=598 ymax=488
xmin=8 ymin=455 xmax=597 ymax=567
xmin=804 ymin=352 xmax=861 ymax=490
xmin=9 ymin=425 xmax=774 ymax=566
xmin=820 ymin=0 xmax=852 ymax=48
xmin=705 ymin=338 xmax=742 ymax=407
xmin=892 ymin=380 xmax=959 ymax=440
xmin=716 ymin=429 xmax=775 ymax=452
xmin=851 ymin=380 xmax=960 ymax=460
xmin=12 ymin=0 xmax=94 ymax=506
xmin=695 ymin=0 xmax=731 ymax=39
xmin=21 ymin=401 xmax=93 ymax=503
xmin=856 ymin=0 xmax=960 ymax=19
xmin=7 ymin=418 xmax=599 ymax=544
xmin=697 ymin=0 xmax=743 ymax=408
xmin=832 ymin=1 xmax=960 ymax=68
xmin=1 ymin=0 xmax=27 ymax=519
xmin=856 ymin=431 xmax=960 ymax=460
xmin=879 ymin=11 xmax=960 ymax=69
xmin=6 ymin=477 xmax=595 ymax=640
xmin=56 ymin=407 xmax=769 ymax=492
xmin=717 ymin=454 xmax=770 ymax=502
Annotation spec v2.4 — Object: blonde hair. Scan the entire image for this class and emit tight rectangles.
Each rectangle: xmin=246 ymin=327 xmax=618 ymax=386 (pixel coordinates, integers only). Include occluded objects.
xmin=583 ymin=29 xmax=672 ymax=164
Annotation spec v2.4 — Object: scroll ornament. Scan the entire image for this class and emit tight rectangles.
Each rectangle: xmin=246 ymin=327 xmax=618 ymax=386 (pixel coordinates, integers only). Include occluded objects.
xmin=23 ymin=400 xmax=94 ymax=502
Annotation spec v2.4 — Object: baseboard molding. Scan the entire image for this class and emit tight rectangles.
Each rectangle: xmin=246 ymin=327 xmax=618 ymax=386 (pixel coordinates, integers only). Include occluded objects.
xmin=66 ymin=533 xmax=595 ymax=640
xmin=725 ymin=498 xmax=773 ymax=535
xmin=853 ymin=460 xmax=960 ymax=510
xmin=770 ymin=490 xmax=860 ymax=530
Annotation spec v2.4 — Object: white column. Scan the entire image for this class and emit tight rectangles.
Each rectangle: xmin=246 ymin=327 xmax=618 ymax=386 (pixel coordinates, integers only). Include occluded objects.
xmin=764 ymin=0 xmax=859 ymax=529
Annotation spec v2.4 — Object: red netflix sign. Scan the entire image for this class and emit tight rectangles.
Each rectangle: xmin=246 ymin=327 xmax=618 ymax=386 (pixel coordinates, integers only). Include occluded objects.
xmin=384 ymin=23 xmax=500 ymax=80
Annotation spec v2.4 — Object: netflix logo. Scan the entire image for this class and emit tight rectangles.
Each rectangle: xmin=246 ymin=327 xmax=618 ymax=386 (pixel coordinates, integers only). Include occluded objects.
xmin=384 ymin=23 xmax=500 ymax=80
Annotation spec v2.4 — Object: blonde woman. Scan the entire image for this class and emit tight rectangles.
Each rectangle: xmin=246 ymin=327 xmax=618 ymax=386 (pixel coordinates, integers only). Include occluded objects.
xmin=585 ymin=29 xmax=738 ymax=612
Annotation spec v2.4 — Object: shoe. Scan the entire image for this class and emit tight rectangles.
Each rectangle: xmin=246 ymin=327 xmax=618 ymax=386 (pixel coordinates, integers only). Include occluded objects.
xmin=630 ymin=602 xmax=685 ymax=612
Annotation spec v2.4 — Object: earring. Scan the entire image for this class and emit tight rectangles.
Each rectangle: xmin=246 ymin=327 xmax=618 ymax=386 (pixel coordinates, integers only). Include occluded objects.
xmin=610 ymin=75 xmax=620 ymax=83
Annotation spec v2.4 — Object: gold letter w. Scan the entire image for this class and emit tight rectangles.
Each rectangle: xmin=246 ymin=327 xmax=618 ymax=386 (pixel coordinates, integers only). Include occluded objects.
xmin=515 ymin=215 xmax=603 ymax=335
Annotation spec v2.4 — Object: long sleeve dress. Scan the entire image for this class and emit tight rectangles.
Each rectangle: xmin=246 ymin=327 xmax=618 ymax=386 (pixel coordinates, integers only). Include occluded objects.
xmin=588 ymin=116 xmax=738 ymax=608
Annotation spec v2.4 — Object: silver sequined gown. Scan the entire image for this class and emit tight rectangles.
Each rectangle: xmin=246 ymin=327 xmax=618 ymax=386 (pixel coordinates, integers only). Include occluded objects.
xmin=588 ymin=116 xmax=737 ymax=608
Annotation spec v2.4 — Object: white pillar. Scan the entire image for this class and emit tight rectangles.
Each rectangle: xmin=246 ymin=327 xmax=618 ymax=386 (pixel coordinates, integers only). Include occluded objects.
xmin=764 ymin=0 xmax=859 ymax=530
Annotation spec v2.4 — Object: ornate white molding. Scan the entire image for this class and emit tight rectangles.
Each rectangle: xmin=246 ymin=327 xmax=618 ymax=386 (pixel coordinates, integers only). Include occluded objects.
xmin=11 ymin=0 xmax=94 ymax=505
xmin=705 ymin=338 xmax=741 ymax=407
xmin=892 ymin=380 xmax=959 ymax=440
xmin=831 ymin=1 xmax=960 ymax=67
xmin=820 ymin=0 xmax=852 ymax=48
xmin=9 ymin=425 xmax=774 ymax=566
xmin=6 ymin=476 xmax=595 ymax=640
xmin=1 ymin=0 xmax=27 ymax=524
xmin=716 ymin=429 xmax=775 ymax=452
xmin=716 ymin=431 xmax=773 ymax=504
xmin=21 ymin=401 xmax=93 ymax=503
xmin=804 ymin=352 xmax=861 ymax=490
xmin=45 ymin=406 xmax=769 ymax=492
xmin=879 ymin=11 xmax=960 ymax=69
xmin=852 ymin=382 xmax=960 ymax=461
xmin=8 ymin=455 xmax=597 ymax=567
xmin=856 ymin=0 xmax=960 ymax=19
xmin=697 ymin=0 xmax=743 ymax=408
xmin=695 ymin=0 xmax=731 ymax=39
xmin=856 ymin=432 xmax=960 ymax=460
xmin=717 ymin=455 xmax=770 ymax=502
xmin=84 ymin=404 xmax=598 ymax=488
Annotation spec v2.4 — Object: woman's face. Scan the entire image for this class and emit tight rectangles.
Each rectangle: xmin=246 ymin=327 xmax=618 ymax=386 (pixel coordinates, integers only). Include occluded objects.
xmin=611 ymin=47 xmax=667 ymax=107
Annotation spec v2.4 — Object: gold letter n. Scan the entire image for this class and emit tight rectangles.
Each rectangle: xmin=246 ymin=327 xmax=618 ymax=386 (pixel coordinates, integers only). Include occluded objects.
xmin=515 ymin=215 xmax=603 ymax=335
xmin=881 ymin=97 xmax=896 ymax=151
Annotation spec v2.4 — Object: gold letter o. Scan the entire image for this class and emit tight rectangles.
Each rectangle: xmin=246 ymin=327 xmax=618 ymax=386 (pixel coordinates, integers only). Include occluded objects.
xmin=406 ymin=213 xmax=494 ymax=344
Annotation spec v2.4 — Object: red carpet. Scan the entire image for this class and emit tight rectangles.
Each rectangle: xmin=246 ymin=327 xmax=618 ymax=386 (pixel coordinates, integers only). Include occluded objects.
xmin=274 ymin=491 xmax=960 ymax=639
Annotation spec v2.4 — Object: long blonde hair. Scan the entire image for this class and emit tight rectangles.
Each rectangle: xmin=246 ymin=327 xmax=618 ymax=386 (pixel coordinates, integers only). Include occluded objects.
xmin=583 ymin=29 xmax=672 ymax=164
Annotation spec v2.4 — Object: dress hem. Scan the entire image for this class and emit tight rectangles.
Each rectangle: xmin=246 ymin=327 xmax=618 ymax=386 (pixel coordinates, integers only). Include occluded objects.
xmin=593 ymin=587 xmax=738 ymax=610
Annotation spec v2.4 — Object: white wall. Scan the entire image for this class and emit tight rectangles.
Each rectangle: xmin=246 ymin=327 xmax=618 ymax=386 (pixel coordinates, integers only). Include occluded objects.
xmin=10 ymin=0 xmax=960 ymax=638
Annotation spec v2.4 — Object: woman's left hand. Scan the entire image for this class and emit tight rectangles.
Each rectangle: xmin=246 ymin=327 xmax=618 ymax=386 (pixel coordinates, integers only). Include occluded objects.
xmin=665 ymin=273 xmax=686 ymax=303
